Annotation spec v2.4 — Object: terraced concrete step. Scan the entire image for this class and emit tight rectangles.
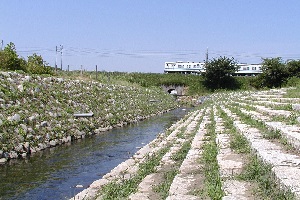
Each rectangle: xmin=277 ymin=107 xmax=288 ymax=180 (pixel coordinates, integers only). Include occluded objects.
xmin=237 ymin=107 xmax=300 ymax=151
xmin=222 ymin=106 xmax=300 ymax=198
xmin=214 ymin=108 xmax=253 ymax=199
xmin=130 ymin=110 xmax=205 ymax=199
xmin=167 ymin=110 xmax=210 ymax=199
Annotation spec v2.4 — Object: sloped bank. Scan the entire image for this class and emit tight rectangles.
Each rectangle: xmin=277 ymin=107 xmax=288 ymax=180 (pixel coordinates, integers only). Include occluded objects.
xmin=0 ymin=71 xmax=179 ymax=164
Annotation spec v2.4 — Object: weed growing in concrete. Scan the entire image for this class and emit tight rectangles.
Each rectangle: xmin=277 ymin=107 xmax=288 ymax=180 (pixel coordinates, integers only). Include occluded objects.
xmin=238 ymin=155 xmax=295 ymax=200
xmin=201 ymin=110 xmax=224 ymax=199
xmin=217 ymin=107 xmax=251 ymax=154
xmin=171 ymin=141 xmax=191 ymax=162
xmin=98 ymin=146 xmax=170 ymax=199
xmin=153 ymin=168 xmax=178 ymax=199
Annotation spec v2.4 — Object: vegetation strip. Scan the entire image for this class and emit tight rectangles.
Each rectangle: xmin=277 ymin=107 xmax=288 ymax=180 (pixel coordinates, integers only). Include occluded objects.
xmin=98 ymin=146 xmax=170 ymax=199
xmin=200 ymin=108 xmax=224 ymax=199
xmin=214 ymin=106 xmax=254 ymax=199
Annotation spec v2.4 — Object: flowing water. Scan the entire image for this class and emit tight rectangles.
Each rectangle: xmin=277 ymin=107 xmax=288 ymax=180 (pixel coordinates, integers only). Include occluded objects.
xmin=0 ymin=108 xmax=192 ymax=200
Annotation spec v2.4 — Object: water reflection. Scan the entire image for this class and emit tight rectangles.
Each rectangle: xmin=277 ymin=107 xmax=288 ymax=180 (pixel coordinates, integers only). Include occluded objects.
xmin=0 ymin=108 xmax=192 ymax=200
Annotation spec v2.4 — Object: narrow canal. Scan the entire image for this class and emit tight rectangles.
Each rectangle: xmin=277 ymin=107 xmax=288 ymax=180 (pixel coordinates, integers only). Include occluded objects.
xmin=0 ymin=108 xmax=191 ymax=200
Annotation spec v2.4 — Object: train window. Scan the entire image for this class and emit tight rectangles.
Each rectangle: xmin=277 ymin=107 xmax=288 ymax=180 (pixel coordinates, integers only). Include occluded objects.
xmin=252 ymin=67 xmax=256 ymax=70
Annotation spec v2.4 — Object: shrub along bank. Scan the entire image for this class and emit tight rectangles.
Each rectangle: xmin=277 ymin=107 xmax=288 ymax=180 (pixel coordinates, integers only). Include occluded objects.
xmin=0 ymin=71 xmax=179 ymax=164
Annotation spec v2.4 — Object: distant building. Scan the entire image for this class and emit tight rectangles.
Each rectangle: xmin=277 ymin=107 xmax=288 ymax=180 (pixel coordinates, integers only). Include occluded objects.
xmin=164 ymin=61 xmax=262 ymax=76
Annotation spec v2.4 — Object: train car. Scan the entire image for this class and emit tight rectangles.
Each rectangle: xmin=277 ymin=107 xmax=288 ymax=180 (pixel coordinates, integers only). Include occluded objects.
xmin=164 ymin=61 xmax=262 ymax=76
xmin=235 ymin=63 xmax=262 ymax=76
xmin=164 ymin=61 xmax=205 ymax=74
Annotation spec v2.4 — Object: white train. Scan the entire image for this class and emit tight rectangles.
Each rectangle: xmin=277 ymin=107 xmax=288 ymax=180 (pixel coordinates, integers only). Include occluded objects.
xmin=164 ymin=61 xmax=262 ymax=76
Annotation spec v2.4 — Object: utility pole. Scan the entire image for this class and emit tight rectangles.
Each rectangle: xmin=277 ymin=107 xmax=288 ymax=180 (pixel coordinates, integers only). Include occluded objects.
xmin=60 ymin=45 xmax=63 ymax=70
xmin=205 ymin=47 xmax=209 ymax=65
xmin=96 ymin=65 xmax=98 ymax=80
xmin=0 ymin=40 xmax=3 ymax=51
xmin=55 ymin=46 xmax=58 ymax=72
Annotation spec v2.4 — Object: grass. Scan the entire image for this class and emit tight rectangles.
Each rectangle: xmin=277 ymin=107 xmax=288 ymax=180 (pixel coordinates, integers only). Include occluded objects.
xmin=152 ymin=168 xmax=178 ymax=199
xmin=283 ymin=87 xmax=300 ymax=98
xmin=171 ymin=141 xmax=191 ymax=162
xmin=228 ymin=105 xmax=282 ymax=140
xmin=153 ymin=110 xmax=203 ymax=199
xmin=98 ymin=146 xmax=170 ymax=199
xmin=238 ymin=155 xmax=295 ymax=200
xmin=200 ymin=110 xmax=224 ymax=200
xmin=217 ymin=107 xmax=251 ymax=154
xmin=271 ymin=113 xmax=299 ymax=125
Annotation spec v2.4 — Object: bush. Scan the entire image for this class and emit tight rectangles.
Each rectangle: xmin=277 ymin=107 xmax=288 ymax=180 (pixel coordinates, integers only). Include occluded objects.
xmin=203 ymin=56 xmax=240 ymax=91
xmin=26 ymin=53 xmax=53 ymax=75
xmin=0 ymin=42 xmax=26 ymax=71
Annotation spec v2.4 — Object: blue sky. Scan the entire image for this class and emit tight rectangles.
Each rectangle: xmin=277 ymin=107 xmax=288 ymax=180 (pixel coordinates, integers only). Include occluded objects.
xmin=1 ymin=1 xmax=299 ymax=73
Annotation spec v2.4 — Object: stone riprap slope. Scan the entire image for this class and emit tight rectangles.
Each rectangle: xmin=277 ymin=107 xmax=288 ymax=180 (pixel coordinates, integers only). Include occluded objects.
xmin=0 ymin=71 xmax=178 ymax=164
xmin=72 ymin=87 xmax=300 ymax=200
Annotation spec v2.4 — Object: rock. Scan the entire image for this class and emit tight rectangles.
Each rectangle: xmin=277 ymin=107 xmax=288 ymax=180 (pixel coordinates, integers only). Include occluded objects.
xmin=105 ymin=113 xmax=114 ymax=119
xmin=41 ymin=121 xmax=48 ymax=127
xmin=38 ymin=143 xmax=46 ymax=150
xmin=61 ymin=137 xmax=67 ymax=143
xmin=49 ymin=140 xmax=56 ymax=147
xmin=34 ymin=87 xmax=40 ymax=93
xmin=21 ymin=153 xmax=27 ymax=158
xmin=1 ymin=72 xmax=10 ymax=77
xmin=15 ymin=144 xmax=24 ymax=152
xmin=36 ymin=135 xmax=43 ymax=141
xmin=17 ymin=135 xmax=24 ymax=143
xmin=0 ymin=158 xmax=7 ymax=164
xmin=3 ymin=152 xmax=9 ymax=158
xmin=20 ymin=124 xmax=28 ymax=132
xmin=67 ymin=136 xmax=72 ymax=142
xmin=26 ymin=134 xmax=34 ymax=140
xmin=17 ymin=84 xmax=24 ymax=92
xmin=27 ymin=127 xmax=34 ymax=134
xmin=297 ymin=117 xmax=300 ymax=123
xmin=95 ymin=128 xmax=108 ymax=133
xmin=24 ymin=142 xmax=31 ymax=154
xmin=8 ymin=114 xmax=21 ymax=122
xmin=9 ymin=151 xmax=18 ymax=159
xmin=55 ymin=78 xmax=63 ymax=83
xmin=24 ymin=75 xmax=31 ymax=82
xmin=0 ymin=150 xmax=3 ymax=157
xmin=75 ymin=130 xmax=85 ymax=136
xmin=29 ymin=115 xmax=37 ymax=121
xmin=30 ymin=147 xmax=37 ymax=153
xmin=292 ymin=104 xmax=300 ymax=111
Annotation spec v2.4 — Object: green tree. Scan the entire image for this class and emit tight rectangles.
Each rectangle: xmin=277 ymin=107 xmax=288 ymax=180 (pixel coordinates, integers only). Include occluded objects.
xmin=260 ymin=57 xmax=288 ymax=88
xmin=26 ymin=53 xmax=53 ymax=74
xmin=286 ymin=60 xmax=300 ymax=78
xmin=203 ymin=56 xmax=239 ymax=90
xmin=0 ymin=42 xmax=26 ymax=71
